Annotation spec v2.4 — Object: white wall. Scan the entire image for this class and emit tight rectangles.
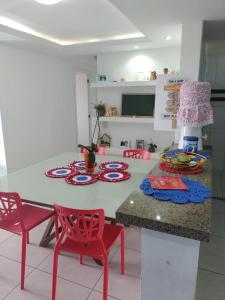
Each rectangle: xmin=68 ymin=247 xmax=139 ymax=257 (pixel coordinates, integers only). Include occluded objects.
xmin=180 ymin=21 xmax=203 ymax=81
xmin=94 ymin=47 xmax=180 ymax=150
xmin=97 ymin=47 xmax=180 ymax=82
xmin=0 ymin=45 xmax=77 ymax=173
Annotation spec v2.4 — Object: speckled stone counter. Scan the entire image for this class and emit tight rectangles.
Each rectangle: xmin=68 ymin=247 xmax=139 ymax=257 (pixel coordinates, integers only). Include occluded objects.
xmin=116 ymin=160 xmax=211 ymax=242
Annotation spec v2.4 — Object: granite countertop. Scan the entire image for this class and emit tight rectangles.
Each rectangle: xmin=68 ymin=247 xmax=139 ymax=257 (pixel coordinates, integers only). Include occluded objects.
xmin=116 ymin=160 xmax=211 ymax=242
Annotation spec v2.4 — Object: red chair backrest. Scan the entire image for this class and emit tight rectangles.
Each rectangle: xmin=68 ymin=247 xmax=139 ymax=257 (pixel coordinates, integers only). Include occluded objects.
xmin=0 ymin=192 xmax=25 ymax=230
xmin=55 ymin=204 xmax=105 ymax=243
xmin=123 ymin=149 xmax=144 ymax=159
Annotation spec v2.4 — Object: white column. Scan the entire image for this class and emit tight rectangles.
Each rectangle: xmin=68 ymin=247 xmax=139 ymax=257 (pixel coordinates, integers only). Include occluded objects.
xmin=75 ymin=73 xmax=90 ymax=146
xmin=177 ymin=21 xmax=204 ymax=142
xmin=180 ymin=21 xmax=203 ymax=81
xmin=0 ymin=112 xmax=7 ymax=177
xmin=141 ymin=229 xmax=200 ymax=300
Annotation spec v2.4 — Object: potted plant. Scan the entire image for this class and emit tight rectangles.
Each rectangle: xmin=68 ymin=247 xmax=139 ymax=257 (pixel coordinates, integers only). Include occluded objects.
xmin=94 ymin=102 xmax=106 ymax=117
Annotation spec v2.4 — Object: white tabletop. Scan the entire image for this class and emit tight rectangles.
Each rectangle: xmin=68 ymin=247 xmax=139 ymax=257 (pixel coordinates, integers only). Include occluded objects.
xmin=0 ymin=152 xmax=158 ymax=219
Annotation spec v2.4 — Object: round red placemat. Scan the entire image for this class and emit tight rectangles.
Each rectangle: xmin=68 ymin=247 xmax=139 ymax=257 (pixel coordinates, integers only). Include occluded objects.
xmin=99 ymin=161 xmax=129 ymax=171
xmin=159 ymin=162 xmax=204 ymax=175
xmin=98 ymin=171 xmax=131 ymax=182
xmin=65 ymin=173 xmax=98 ymax=185
xmin=45 ymin=167 xmax=76 ymax=178
xmin=68 ymin=160 xmax=86 ymax=170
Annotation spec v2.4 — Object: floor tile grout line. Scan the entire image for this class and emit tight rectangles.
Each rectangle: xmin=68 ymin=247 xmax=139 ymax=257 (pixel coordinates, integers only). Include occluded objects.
xmin=0 ymin=234 xmax=15 ymax=247
xmin=198 ymin=267 xmax=225 ymax=278
xmin=2 ymin=243 xmax=53 ymax=300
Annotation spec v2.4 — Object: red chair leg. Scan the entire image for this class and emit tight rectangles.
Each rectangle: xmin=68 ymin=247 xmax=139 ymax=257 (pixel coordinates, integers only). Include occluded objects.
xmin=103 ymin=257 xmax=108 ymax=300
xmin=80 ymin=255 xmax=83 ymax=265
xmin=54 ymin=215 xmax=59 ymax=240
xmin=52 ymin=249 xmax=59 ymax=300
xmin=27 ymin=232 xmax=30 ymax=244
xmin=120 ymin=229 xmax=125 ymax=275
xmin=21 ymin=234 xmax=27 ymax=289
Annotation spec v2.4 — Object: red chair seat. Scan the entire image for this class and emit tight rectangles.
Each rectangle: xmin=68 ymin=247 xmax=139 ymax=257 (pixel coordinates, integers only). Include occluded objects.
xmin=0 ymin=204 xmax=54 ymax=235
xmin=60 ymin=223 xmax=122 ymax=258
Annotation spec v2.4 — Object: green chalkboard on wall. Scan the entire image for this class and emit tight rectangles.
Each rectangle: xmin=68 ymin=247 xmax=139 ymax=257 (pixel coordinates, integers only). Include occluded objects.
xmin=121 ymin=94 xmax=155 ymax=117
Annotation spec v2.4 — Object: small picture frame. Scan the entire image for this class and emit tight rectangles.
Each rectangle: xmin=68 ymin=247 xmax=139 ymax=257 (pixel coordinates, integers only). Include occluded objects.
xmin=136 ymin=139 xmax=145 ymax=150
xmin=96 ymin=74 xmax=109 ymax=82
xmin=120 ymin=140 xmax=130 ymax=148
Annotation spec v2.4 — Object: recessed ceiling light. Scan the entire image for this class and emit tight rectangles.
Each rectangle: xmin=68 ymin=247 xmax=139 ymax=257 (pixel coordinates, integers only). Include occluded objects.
xmin=34 ymin=0 xmax=62 ymax=5
xmin=0 ymin=16 xmax=144 ymax=45
xmin=133 ymin=45 xmax=139 ymax=49
xmin=165 ymin=36 xmax=172 ymax=41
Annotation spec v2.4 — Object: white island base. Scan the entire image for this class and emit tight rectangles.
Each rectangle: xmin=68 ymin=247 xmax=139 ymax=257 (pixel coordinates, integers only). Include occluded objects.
xmin=141 ymin=228 xmax=200 ymax=300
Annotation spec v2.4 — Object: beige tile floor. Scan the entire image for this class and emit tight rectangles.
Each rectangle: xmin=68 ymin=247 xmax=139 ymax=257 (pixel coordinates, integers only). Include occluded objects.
xmin=0 ymin=199 xmax=225 ymax=300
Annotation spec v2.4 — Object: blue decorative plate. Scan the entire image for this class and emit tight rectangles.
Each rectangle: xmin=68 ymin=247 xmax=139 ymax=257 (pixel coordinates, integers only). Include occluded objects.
xmin=45 ymin=167 xmax=75 ymax=178
xmin=66 ymin=173 xmax=98 ymax=185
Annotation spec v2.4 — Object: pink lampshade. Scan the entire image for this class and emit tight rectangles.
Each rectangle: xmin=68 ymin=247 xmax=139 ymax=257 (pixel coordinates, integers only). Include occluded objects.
xmin=177 ymin=82 xmax=213 ymax=127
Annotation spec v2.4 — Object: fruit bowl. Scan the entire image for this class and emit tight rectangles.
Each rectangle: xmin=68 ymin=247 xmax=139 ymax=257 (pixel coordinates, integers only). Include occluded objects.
xmin=160 ymin=152 xmax=207 ymax=170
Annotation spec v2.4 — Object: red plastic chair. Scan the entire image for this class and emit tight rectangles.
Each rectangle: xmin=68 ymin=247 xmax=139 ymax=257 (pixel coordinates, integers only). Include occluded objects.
xmin=123 ymin=149 xmax=145 ymax=159
xmin=0 ymin=192 xmax=58 ymax=289
xmin=52 ymin=205 xmax=125 ymax=300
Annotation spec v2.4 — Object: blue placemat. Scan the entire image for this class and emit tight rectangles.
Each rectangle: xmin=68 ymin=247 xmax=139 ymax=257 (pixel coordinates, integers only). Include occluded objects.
xmin=166 ymin=149 xmax=211 ymax=161
xmin=140 ymin=177 xmax=211 ymax=204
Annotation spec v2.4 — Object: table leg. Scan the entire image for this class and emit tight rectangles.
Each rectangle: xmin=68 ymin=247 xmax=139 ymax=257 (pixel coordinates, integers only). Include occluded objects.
xmin=141 ymin=228 xmax=200 ymax=300
xmin=39 ymin=217 xmax=61 ymax=247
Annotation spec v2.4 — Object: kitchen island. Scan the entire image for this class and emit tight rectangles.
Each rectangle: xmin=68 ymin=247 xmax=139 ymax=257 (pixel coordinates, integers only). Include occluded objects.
xmin=116 ymin=160 xmax=211 ymax=300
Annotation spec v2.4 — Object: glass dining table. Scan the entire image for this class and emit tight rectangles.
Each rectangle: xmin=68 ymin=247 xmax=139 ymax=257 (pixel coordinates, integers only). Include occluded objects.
xmin=0 ymin=152 xmax=158 ymax=246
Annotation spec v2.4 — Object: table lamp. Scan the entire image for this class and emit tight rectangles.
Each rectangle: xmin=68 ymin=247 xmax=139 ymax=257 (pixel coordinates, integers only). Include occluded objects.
xmin=177 ymin=82 xmax=213 ymax=151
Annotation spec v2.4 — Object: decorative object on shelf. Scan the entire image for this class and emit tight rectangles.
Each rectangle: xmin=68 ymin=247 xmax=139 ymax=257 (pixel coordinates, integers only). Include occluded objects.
xmin=177 ymin=82 xmax=213 ymax=150
xmin=120 ymin=140 xmax=130 ymax=148
xmin=78 ymin=143 xmax=97 ymax=173
xmin=111 ymin=107 xmax=117 ymax=116
xmin=147 ymin=140 xmax=157 ymax=153
xmin=98 ymin=171 xmax=131 ymax=182
xmin=66 ymin=173 xmax=98 ymax=185
xmin=96 ymin=74 xmax=108 ymax=82
xmin=94 ymin=102 xmax=106 ymax=117
xmin=183 ymin=136 xmax=198 ymax=153
xmin=150 ymin=71 xmax=157 ymax=81
xmin=105 ymin=107 xmax=112 ymax=117
xmin=163 ymin=68 xmax=169 ymax=75
xmin=99 ymin=161 xmax=129 ymax=171
xmin=159 ymin=162 xmax=204 ymax=175
xmin=140 ymin=177 xmax=211 ymax=204
xmin=120 ymin=77 xmax=126 ymax=82
xmin=100 ymin=133 xmax=111 ymax=147
xmin=45 ymin=167 xmax=75 ymax=178
xmin=160 ymin=151 xmax=207 ymax=170
xmin=136 ymin=139 xmax=145 ymax=150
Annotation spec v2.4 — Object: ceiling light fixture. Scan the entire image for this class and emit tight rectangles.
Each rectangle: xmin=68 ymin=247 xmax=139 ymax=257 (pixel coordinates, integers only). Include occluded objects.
xmin=34 ymin=0 xmax=62 ymax=5
xmin=133 ymin=45 xmax=139 ymax=49
xmin=0 ymin=16 xmax=144 ymax=45
xmin=165 ymin=35 xmax=172 ymax=41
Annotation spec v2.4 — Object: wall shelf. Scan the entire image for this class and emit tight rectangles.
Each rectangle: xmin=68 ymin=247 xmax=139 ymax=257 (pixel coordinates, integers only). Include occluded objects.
xmin=91 ymin=116 xmax=154 ymax=124
xmin=90 ymin=80 xmax=156 ymax=88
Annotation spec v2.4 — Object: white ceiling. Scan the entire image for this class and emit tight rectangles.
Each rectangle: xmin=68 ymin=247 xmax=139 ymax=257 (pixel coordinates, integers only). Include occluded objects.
xmin=1 ymin=0 xmax=225 ymax=56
